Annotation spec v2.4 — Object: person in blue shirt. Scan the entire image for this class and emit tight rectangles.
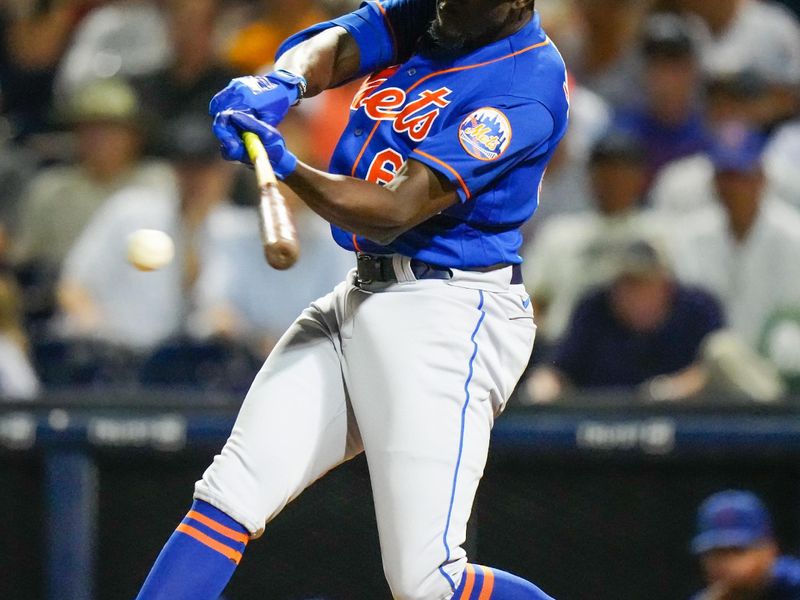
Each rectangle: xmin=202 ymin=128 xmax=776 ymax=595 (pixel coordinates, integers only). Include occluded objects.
xmin=613 ymin=13 xmax=708 ymax=182
xmin=135 ymin=0 xmax=568 ymax=599
xmin=525 ymin=237 xmax=725 ymax=403
xmin=691 ymin=490 xmax=800 ymax=600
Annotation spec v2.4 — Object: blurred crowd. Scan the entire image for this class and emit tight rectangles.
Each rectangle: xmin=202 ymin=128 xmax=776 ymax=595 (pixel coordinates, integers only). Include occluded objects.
xmin=1 ymin=0 xmax=800 ymax=403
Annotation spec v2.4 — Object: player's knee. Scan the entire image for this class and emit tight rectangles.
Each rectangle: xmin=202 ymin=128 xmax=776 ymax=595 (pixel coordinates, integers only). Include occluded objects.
xmin=194 ymin=452 xmax=293 ymax=537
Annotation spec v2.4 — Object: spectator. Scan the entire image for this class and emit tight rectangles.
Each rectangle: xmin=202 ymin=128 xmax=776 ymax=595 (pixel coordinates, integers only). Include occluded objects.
xmin=54 ymin=0 xmax=172 ymax=99
xmin=675 ymin=0 xmax=800 ymax=90
xmin=55 ymin=114 xmax=229 ymax=351
xmin=133 ymin=0 xmax=239 ymax=127
xmin=225 ymin=0 xmax=328 ymax=74
xmin=561 ymin=0 xmax=652 ymax=107
xmin=524 ymin=237 xmax=725 ymax=403
xmin=524 ymin=76 xmax=611 ymax=232
xmin=668 ymin=124 xmax=800 ymax=349
xmin=11 ymin=77 xmax=176 ymax=273
xmin=0 ymin=0 xmax=99 ymax=134
xmin=0 ymin=272 xmax=39 ymax=399
xmin=652 ymin=76 xmax=800 ymax=214
xmin=188 ymin=104 xmax=354 ymax=353
xmin=0 ymin=88 xmax=37 ymax=261
xmin=690 ymin=490 xmax=800 ymax=600
xmin=522 ymin=131 xmax=666 ymax=342
xmin=189 ymin=191 xmax=354 ymax=355
xmin=613 ymin=13 xmax=708 ymax=180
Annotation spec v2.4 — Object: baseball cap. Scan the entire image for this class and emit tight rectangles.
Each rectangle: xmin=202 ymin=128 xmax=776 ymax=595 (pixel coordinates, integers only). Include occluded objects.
xmin=691 ymin=490 xmax=774 ymax=555
xmin=588 ymin=130 xmax=645 ymax=166
xmin=610 ymin=237 xmax=671 ymax=280
xmin=707 ymin=123 xmax=767 ymax=173
xmin=61 ymin=77 xmax=143 ymax=126
xmin=641 ymin=13 xmax=695 ymax=60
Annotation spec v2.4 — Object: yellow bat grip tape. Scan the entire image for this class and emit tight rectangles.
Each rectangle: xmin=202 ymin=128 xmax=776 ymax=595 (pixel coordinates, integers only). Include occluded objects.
xmin=242 ymin=131 xmax=277 ymax=188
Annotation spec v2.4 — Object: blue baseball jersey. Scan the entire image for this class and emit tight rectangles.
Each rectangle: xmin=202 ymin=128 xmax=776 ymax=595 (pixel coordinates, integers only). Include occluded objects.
xmin=277 ymin=0 xmax=569 ymax=269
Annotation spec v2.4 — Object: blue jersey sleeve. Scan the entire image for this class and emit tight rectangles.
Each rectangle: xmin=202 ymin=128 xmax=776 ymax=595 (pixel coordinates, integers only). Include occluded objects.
xmin=409 ymin=98 xmax=555 ymax=202
xmin=771 ymin=556 xmax=800 ymax=598
xmin=276 ymin=0 xmax=435 ymax=80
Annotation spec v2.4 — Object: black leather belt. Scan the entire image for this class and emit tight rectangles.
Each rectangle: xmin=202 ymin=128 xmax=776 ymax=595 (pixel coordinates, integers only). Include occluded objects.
xmin=355 ymin=253 xmax=523 ymax=286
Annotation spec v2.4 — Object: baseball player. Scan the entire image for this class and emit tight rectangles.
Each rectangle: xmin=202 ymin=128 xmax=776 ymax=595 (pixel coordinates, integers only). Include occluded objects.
xmin=690 ymin=490 xmax=800 ymax=600
xmin=136 ymin=0 xmax=568 ymax=598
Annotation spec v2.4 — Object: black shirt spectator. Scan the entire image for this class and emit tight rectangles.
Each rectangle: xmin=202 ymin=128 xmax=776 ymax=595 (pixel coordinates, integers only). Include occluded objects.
xmin=553 ymin=284 xmax=724 ymax=388
xmin=131 ymin=0 xmax=238 ymax=151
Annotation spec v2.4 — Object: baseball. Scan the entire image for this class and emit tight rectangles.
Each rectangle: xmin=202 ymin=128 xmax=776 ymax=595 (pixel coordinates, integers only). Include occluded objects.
xmin=127 ymin=229 xmax=175 ymax=272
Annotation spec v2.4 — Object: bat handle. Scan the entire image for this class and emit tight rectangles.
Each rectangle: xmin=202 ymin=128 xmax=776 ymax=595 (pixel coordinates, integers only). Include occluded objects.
xmin=242 ymin=132 xmax=300 ymax=270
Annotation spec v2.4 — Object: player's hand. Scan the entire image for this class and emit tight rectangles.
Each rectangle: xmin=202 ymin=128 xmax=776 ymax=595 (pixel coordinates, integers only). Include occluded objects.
xmin=208 ymin=70 xmax=306 ymax=125
xmin=213 ymin=110 xmax=298 ymax=180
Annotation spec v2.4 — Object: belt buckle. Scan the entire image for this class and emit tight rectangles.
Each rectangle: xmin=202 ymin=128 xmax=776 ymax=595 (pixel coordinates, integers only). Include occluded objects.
xmin=356 ymin=254 xmax=377 ymax=286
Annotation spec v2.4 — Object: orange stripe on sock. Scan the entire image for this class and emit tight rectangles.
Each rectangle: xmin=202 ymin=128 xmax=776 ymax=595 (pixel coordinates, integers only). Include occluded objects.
xmin=176 ymin=524 xmax=244 ymax=564
xmin=458 ymin=564 xmax=476 ymax=599
xmin=477 ymin=566 xmax=495 ymax=600
xmin=186 ymin=510 xmax=249 ymax=545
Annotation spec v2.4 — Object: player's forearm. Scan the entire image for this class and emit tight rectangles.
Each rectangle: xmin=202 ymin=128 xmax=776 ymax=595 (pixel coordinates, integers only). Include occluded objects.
xmin=275 ymin=26 xmax=360 ymax=98
xmin=285 ymin=163 xmax=421 ymax=245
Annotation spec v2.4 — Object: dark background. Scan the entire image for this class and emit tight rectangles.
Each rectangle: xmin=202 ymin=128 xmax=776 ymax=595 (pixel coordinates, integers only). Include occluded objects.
xmin=4 ymin=412 xmax=800 ymax=600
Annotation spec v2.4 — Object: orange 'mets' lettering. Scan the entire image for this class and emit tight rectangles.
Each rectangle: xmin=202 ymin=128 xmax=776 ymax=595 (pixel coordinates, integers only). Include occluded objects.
xmin=355 ymin=85 xmax=453 ymax=143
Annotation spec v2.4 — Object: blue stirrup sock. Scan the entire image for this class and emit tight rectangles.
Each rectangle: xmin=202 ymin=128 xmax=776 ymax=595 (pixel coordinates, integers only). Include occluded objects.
xmin=136 ymin=499 xmax=250 ymax=600
xmin=454 ymin=564 xmax=555 ymax=600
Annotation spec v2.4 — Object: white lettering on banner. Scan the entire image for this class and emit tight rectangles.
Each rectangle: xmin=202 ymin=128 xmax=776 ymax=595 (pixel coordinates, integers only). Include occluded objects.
xmin=88 ymin=415 xmax=187 ymax=451
xmin=576 ymin=419 xmax=676 ymax=455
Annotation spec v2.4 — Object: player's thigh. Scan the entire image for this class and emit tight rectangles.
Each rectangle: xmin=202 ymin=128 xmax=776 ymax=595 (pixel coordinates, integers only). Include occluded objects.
xmin=344 ymin=282 xmax=533 ymax=599
xmin=195 ymin=289 xmax=362 ymax=536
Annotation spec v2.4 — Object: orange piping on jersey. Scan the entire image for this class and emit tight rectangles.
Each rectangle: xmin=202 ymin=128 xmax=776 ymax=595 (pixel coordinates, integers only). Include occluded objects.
xmin=351 ymin=122 xmax=383 ymax=177
xmin=412 ymin=150 xmax=471 ymax=200
xmin=348 ymin=38 xmax=551 ymax=177
xmin=186 ymin=510 xmax=249 ymax=545
xmin=352 ymin=233 xmax=363 ymax=252
xmin=477 ymin=566 xmax=495 ymax=600
xmin=406 ymin=38 xmax=551 ymax=95
xmin=176 ymin=524 xmax=244 ymax=564
xmin=372 ymin=1 xmax=397 ymax=64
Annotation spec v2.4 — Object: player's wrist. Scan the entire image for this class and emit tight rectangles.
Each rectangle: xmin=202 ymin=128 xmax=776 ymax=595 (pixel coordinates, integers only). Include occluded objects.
xmin=273 ymin=148 xmax=298 ymax=180
xmin=268 ymin=69 xmax=308 ymax=106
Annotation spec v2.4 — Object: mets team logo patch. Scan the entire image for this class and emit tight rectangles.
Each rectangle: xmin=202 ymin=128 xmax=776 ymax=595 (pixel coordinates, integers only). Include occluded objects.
xmin=458 ymin=108 xmax=512 ymax=161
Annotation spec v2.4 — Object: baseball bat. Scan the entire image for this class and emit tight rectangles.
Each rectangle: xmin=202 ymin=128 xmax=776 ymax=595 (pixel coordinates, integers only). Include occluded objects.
xmin=242 ymin=131 xmax=300 ymax=270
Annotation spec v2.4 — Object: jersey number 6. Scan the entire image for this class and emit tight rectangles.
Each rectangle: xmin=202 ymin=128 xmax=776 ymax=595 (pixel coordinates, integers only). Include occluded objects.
xmin=366 ymin=148 xmax=405 ymax=186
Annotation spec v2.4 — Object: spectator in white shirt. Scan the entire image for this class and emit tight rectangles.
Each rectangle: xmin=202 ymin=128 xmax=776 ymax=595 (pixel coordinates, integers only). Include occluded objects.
xmin=54 ymin=0 xmax=172 ymax=100
xmin=522 ymin=131 xmax=669 ymax=342
xmin=651 ymin=75 xmax=800 ymax=215
xmin=676 ymin=0 xmax=800 ymax=87
xmin=188 ymin=195 xmax=354 ymax=355
xmin=55 ymin=114 xmax=230 ymax=351
xmin=669 ymin=123 xmax=800 ymax=349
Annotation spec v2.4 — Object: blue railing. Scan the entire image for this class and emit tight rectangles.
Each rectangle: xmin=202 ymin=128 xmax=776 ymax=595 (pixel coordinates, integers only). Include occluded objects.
xmin=4 ymin=393 xmax=800 ymax=599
